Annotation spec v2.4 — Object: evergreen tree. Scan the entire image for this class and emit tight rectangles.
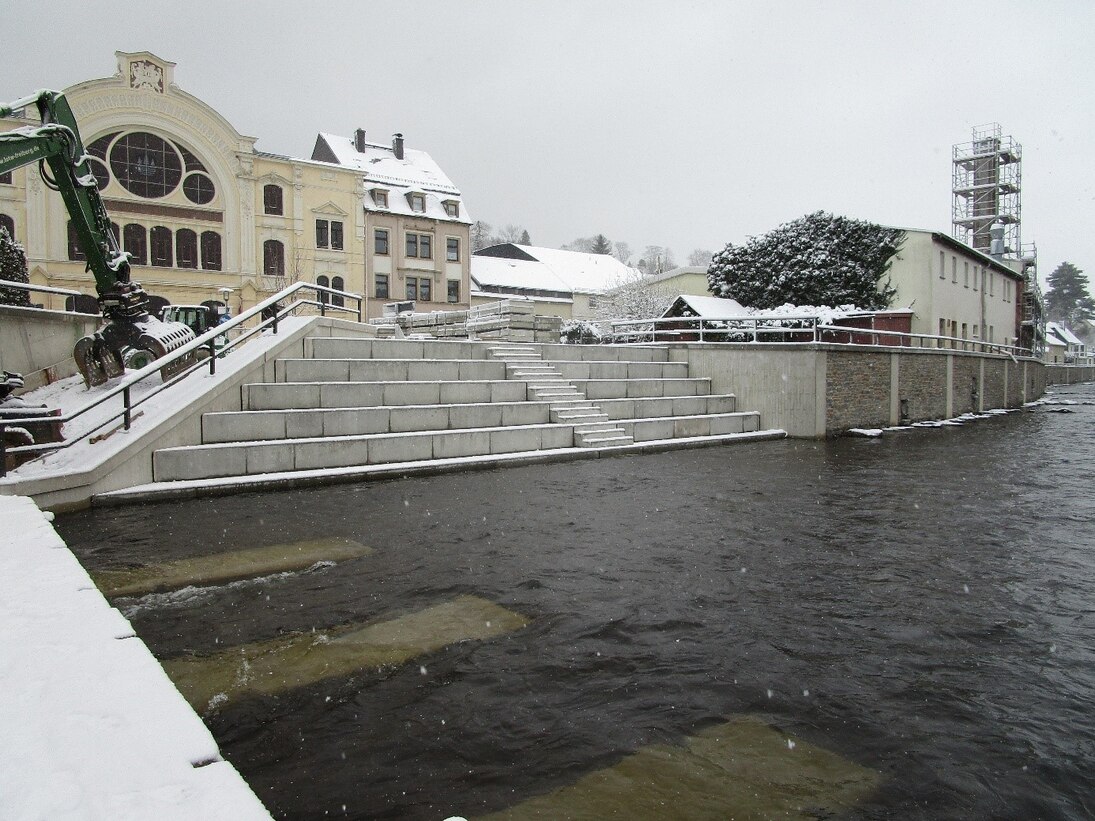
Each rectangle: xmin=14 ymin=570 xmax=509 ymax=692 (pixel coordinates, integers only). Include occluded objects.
xmin=519 ymin=229 xmax=531 ymax=245
xmin=1044 ymin=261 xmax=1095 ymax=328
xmin=591 ymin=234 xmax=612 ymax=255
xmin=0 ymin=226 xmax=31 ymax=307
xmin=707 ymin=211 xmax=903 ymax=310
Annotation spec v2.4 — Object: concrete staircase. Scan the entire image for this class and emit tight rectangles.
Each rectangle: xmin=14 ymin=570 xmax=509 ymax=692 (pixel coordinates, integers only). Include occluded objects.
xmin=486 ymin=346 xmax=634 ymax=449
xmin=143 ymin=337 xmax=783 ymax=491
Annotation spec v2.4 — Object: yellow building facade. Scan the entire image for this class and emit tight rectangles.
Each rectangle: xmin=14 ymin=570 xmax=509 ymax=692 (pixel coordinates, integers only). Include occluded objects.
xmin=0 ymin=51 xmax=470 ymax=321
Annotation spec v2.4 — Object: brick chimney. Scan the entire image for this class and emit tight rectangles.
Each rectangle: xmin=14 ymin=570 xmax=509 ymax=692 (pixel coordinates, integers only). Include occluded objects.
xmin=392 ymin=133 xmax=404 ymax=160
xmin=353 ymin=128 xmax=367 ymax=153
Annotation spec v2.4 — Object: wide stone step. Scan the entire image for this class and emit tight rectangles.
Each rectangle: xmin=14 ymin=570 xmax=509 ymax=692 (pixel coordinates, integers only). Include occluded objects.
xmin=599 ymin=394 xmax=738 ymax=419
xmin=276 ymin=358 xmax=507 ymax=383
xmin=203 ymin=400 xmax=558 ymax=443
xmin=154 ymin=424 xmax=581 ymax=482
xmin=535 ymin=344 xmax=670 ymax=363
xmin=570 ymin=378 xmax=713 ymax=400
xmin=616 ymin=411 xmax=762 ymax=441
xmin=308 ymin=337 xmax=491 ymax=361
xmin=245 ymin=380 xmax=529 ymax=410
xmin=545 ymin=360 xmax=690 ymax=380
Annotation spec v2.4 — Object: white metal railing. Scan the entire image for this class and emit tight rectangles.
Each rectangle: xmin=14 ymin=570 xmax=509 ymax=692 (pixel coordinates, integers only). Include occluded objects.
xmin=0 ymin=280 xmax=362 ymax=476
xmin=599 ymin=314 xmax=1033 ymax=358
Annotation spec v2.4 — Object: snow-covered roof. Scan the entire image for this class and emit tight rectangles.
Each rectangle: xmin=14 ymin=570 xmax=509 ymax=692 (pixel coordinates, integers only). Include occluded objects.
xmin=470 ymin=255 xmax=571 ymax=295
xmin=1046 ymin=322 xmax=1083 ymax=347
xmin=647 ymin=266 xmax=709 ymax=286
xmin=312 ymin=133 xmax=470 ymax=224
xmin=662 ymin=294 xmax=748 ymax=318
xmin=474 ymin=244 xmax=639 ymax=295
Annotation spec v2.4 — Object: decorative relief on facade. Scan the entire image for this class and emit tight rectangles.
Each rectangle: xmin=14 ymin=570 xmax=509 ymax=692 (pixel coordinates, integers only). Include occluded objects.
xmin=129 ymin=60 xmax=164 ymax=93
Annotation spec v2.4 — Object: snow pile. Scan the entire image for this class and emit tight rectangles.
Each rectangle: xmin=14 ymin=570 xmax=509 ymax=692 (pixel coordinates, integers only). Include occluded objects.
xmin=0 ymin=495 xmax=271 ymax=820
xmin=745 ymin=303 xmax=863 ymax=324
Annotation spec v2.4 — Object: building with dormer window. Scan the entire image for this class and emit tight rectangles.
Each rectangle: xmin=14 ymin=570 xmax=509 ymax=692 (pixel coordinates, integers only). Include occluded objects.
xmin=312 ymin=129 xmax=472 ymax=315
xmin=0 ymin=51 xmax=471 ymax=320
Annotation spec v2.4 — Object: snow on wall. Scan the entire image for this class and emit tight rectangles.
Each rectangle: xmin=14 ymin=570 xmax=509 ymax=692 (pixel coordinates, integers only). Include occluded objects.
xmin=0 ymin=495 xmax=271 ymax=820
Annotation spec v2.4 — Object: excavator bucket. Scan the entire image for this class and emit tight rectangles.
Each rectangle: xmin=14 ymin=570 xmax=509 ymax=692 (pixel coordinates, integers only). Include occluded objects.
xmin=137 ymin=323 xmax=198 ymax=382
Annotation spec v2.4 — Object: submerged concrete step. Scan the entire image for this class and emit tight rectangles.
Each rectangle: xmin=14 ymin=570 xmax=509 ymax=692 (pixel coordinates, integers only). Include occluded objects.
xmin=100 ymin=429 xmax=789 ymax=505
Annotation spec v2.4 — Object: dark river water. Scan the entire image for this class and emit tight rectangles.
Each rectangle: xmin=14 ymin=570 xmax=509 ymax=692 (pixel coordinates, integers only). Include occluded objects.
xmin=57 ymin=383 xmax=1095 ymax=820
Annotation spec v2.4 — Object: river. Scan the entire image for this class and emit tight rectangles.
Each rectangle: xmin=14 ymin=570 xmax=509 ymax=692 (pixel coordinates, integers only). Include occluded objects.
xmin=57 ymin=382 xmax=1095 ymax=820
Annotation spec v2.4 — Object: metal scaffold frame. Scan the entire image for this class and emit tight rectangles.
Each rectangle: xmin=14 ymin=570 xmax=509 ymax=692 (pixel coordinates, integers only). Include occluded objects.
xmin=952 ymin=122 xmax=1022 ymax=257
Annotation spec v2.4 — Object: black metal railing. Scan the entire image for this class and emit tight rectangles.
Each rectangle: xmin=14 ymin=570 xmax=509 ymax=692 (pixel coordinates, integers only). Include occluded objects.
xmin=0 ymin=281 xmax=362 ymax=477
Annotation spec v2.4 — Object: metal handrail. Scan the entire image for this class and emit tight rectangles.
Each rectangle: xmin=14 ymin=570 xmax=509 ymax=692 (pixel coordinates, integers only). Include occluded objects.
xmin=0 ymin=281 xmax=363 ymax=476
xmin=0 ymin=278 xmax=84 ymax=305
xmin=601 ymin=314 xmax=1033 ymax=357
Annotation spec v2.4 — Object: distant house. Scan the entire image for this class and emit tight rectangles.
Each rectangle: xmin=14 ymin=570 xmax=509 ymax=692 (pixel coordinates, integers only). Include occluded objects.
xmin=471 ymin=244 xmax=639 ymax=319
xmin=643 ymin=266 xmax=712 ymax=299
xmin=1045 ymin=322 xmax=1087 ymax=364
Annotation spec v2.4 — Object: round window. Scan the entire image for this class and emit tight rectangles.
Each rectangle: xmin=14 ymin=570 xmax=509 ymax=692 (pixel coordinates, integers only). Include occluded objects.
xmin=109 ymin=132 xmax=182 ymax=198
xmin=183 ymin=173 xmax=215 ymax=205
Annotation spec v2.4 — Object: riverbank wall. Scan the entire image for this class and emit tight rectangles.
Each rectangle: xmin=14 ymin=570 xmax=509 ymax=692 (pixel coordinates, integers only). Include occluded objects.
xmin=1046 ymin=364 xmax=1095 ymax=385
xmin=669 ymin=343 xmax=1046 ymax=438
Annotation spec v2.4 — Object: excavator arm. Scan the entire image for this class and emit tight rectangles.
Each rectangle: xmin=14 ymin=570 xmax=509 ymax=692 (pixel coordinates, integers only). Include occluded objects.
xmin=0 ymin=90 xmax=195 ymax=386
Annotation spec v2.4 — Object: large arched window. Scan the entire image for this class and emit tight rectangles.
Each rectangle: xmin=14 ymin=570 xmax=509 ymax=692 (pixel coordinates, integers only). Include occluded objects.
xmin=176 ymin=229 xmax=198 ymax=269
xmin=263 ymin=184 xmax=284 ymax=215
xmin=0 ymin=213 xmax=14 ymax=240
xmin=263 ymin=240 xmax=285 ymax=277
xmin=316 ymin=274 xmax=330 ymax=304
xmin=201 ymin=231 xmax=222 ymax=271
xmin=150 ymin=226 xmax=173 ymax=267
xmin=123 ymin=224 xmax=147 ymax=265
xmin=110 ymin=132 xmax=183 ymax=198
xmin=331 ymin=276 xmax=345 ymax=307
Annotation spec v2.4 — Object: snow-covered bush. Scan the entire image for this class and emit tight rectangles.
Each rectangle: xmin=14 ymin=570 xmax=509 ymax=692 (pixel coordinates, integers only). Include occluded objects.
xmin=561 ymin=319 xmax=603 ymax=344
xmin=707 ymin=211 xmax=904 ymax=311
xmin=0 ymin=226 xmax=31 ymax=307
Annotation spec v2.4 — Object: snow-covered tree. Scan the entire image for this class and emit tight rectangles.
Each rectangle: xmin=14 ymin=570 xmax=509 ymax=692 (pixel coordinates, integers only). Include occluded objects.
xmin=0 ymin=226 xmax=31 ymax=307
xmin=594 ymin=271 xmax=675 ymax=321
xmin=471 ymin=221 xmax=493 ymax=251
xmin=688 ymin=248 xmax=714 ymax=267
xmin=1044 ymin=261 xmax=1095 ymax=329
xmin=639 ymin=245 xmax=675 ymax=274
xmin=519 ymin=229 xmax=531 ymax=245
xmin=707 ymin=211 xmax=903 ymax=310
xmin=613 ymin=241 xmax=632 ymax=264
xmin=561 ymin=235 xmax=596 ymax=253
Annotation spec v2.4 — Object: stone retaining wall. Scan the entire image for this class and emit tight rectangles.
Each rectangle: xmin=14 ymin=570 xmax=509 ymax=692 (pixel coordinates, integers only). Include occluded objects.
xmin=671 ymin=343 xmax=1047 ymax=438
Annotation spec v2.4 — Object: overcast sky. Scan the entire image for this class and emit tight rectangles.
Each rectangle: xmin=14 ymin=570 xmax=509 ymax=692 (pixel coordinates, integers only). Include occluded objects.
xmin=4 ymin=1 xmax=1093 ymax=283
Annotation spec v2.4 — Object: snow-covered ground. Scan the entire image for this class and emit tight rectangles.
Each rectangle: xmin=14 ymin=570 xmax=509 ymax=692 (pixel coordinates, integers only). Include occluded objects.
xmin=2 ymin=317 xmax=310 ymax=483
xmin=0 ymin=494 xmax=272 ymax=819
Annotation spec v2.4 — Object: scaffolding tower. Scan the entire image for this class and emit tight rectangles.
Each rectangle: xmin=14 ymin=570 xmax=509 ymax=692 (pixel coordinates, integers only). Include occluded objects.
xmin=952 ymin=123 xmax=1022 ymax=257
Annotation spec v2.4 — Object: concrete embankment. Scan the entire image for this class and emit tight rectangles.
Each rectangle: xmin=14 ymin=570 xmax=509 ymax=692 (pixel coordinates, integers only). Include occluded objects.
xmin=669 ymin=342 xmax=1047 ymax=437
xmin=0 ymin=494 xmax=271 ymax=820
